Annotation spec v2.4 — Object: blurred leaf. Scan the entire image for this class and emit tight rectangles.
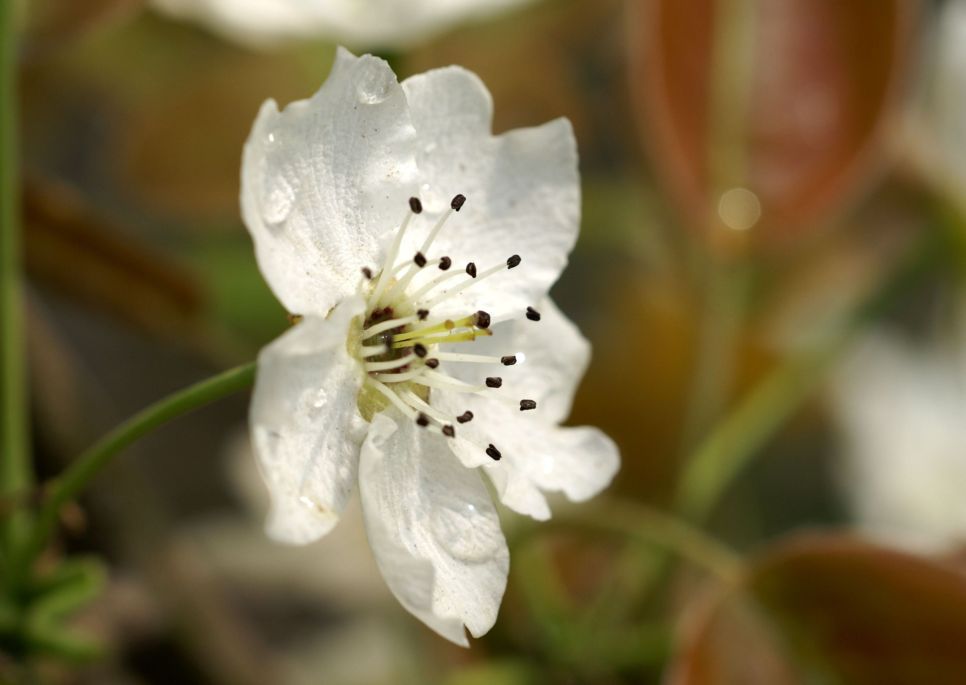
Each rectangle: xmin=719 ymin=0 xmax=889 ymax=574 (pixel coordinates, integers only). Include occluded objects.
xmin=444 ymin=660 xmax=538 ymax=685
xmin=627 ymin=0 xmax=920 ymax=244
xmin=22 ymin=0 xmax=142 ymax=57
xmin=23 ymin=178 xmax=205 ymax=339
xmin=670 ymin=534 xmax=966 ymax=685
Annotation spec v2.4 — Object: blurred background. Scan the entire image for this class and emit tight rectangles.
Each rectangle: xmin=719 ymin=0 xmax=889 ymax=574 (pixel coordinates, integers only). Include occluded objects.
xmin=7 ymin=0 xmax=966 ymax=682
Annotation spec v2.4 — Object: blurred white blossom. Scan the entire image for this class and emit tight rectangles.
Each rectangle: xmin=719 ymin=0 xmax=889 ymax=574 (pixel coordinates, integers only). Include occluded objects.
xmin=241 ymin=49 xmax=619 ymax=644
xmin=831 ymin=326 xmax=966 ymax=553
xmin=150 ymin=0 xmax=538 ymax=49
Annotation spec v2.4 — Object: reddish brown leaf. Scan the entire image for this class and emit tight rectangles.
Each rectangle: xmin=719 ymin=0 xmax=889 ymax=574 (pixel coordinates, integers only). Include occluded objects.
xmin=670 ymin=533 xmax=966 ymax=685
xmin=628 ymin=0 xmax=920 ymax=244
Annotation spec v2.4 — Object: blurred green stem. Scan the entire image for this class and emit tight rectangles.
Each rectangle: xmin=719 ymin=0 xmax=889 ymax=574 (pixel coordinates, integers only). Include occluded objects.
xmin=675 ymin=230 xmax=942 ymax=522
xmin=17 ymin=362 xmax=256 ymax=574
xmin=0 ymin=0 xmax=31 ymax=565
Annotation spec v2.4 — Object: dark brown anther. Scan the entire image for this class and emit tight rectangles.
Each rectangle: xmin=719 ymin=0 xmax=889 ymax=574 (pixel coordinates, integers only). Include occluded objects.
xmin=409 ymin=197 xmax=423 ymax=214
xmin=507 ymin=254 xmax=522 ymax=269
xmin=414 ymin=343 xmax=428 ymax=358
xmin=466 ymin=262 xmax=477 ymax=278
xmin=416 ymin=413 xmax=430 ymax=427
xmin=457 ymin=411 xmax=474 ymax=423
xmin=425 ymin=358 xmax=440 ymax=369
xmin=486 ymin=444 xmax=502 ymax=461
xmin=485 ymin=376 xmax=503 ymax=388
xmin=361 ymin=267 xmax=373 ymax=280
xmin=451 ymin=194 xmax=466 ymax=211
xmin=442 ymin=425 xmax=456 ymax=438
xmin=526 ymin=306 xmax=541 ymax=321
xmin=414 ymin=252 xmax=427 ymax=267
xmin=520 ymin=399 xmax=537 ymax=411
xmin=501 ymin=355 xmax=517 ymax=366
xmin=439 ymin=256 xmax=452 ymax=270
xmin=417 ymin=309 xmax=430 ymax=320
xmin=475 ymin=310 xmax=491 ymax=329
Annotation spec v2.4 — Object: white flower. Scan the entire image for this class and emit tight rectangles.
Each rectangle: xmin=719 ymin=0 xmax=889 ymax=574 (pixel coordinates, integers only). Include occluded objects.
xmin=242 ymin=48 xmax=620 ymax=645
xmin=830 ymin=328 xmax=966 ymax=554
xmin=150 ymin=0 xmax=537 ymax=49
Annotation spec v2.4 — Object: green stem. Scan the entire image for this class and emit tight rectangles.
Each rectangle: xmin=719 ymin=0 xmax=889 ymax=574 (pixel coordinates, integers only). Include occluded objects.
xmin=18 ymin=362 xmax=256 ymax=571
xmin=0 ymin=0 xmax=31 ymax=560
xmin=675 ymin=230 xmax=941 ymax=522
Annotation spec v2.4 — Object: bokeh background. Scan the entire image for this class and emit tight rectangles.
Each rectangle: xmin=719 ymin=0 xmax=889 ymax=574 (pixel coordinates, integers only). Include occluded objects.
xmin=8 ymin=0 xmax=966 ymax=682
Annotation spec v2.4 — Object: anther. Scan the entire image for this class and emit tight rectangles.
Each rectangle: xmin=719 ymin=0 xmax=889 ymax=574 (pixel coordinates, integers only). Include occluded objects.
xmin=439 ymin=256 xmax=452 ymax=270
xmin=486 ymin=444 xmax=502 ymax=461
xmin=361 ymin=266 xmax=373 ymax=280
xmin=475 ymin=310 xmax=491 ymax=329
xmin=417 ymin=309 xmax=430 ymax=320
xmin=526 ymin=306 xmax=541 ymax=321
xmin=485 ymin=376 xmax=503 ymax=388
xmin=416 ymin=413 xmax=430 ymax=427
xmin=451 ymin=194 xmax=466 ymax=211
xmin=457 ymin=411 xmax=474 ymax=423
xmin=501 ymin=355 xmax=517 ymax=366
xmin=409 ymin=197 xmax=423 ymax=214
xmin=414 ymin=252 xmax=427 ymax=267
xmin=425 ymin=358 xmax=440 ymax=369
xmin=520 ymin=399 xmax=537 ymax=411
xmin=442 ymin=425 xmax=456 ymax=438
xmin=414 ymin=343 xmax=428 ymax=358
xmin=507 ymin=254 xmax=522 ymax=269
xmin=466 ymin=262 xmax=477 ymax=278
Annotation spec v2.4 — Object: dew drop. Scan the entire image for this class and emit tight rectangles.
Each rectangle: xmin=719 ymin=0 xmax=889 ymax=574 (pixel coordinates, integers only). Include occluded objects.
xmin=261 ymin=173 xmax=297 ymax=227
xmin=431 ymin=501 xmax=502 ymax=562
xmin=356 ymin=68 xmax=393 ymax=104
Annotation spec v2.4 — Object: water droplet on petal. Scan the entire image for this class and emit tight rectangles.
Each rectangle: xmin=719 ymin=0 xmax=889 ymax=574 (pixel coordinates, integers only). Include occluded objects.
xmin=431 ymin=500 xmax=502 ymax=562
xmin=262 ymin=173 xmax=297 ymax=227
xmin=356 ymin=68 xmax=394 ymax=104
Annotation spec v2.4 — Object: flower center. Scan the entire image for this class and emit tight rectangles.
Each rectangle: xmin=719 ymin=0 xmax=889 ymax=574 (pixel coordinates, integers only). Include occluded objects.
xmin=351 ymin=195 xmax=539 ymax=460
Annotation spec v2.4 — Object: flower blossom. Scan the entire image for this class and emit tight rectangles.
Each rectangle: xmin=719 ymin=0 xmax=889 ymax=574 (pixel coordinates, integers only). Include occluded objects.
xmin=831 ymin=327 xmax=966 ymax=554
xmin=151 ymin=0 xmax=536 ymax=49
xmin=242 ymin=48 xmax=620 ymax=644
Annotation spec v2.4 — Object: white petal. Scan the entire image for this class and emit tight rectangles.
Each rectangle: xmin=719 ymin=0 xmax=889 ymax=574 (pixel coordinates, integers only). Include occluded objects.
xmin=400 ymin=67 xmax=580 ymax=319
xmin=441 ymin=297 xmax=589 ymax=424
xmin=250 ymin=296 xmax=368 ymax=544
xmin=359 ymin=412 xmax=509 ymax=645
xmin=151 ymin=0 xmax=536 ymax=50
xmin=241 ymin=48 xmax=418 ymax=316
xmin=442 ymin=394 xmax=619 ymax=520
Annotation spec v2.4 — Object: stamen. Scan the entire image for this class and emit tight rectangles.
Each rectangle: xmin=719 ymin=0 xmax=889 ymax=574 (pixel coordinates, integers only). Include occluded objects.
xmin=425 ymin=358 xmax=440 ymax=369
xmin=413 ymin=252 xmax=427 ymax=267
xmin=361 ymin=267 xmax=373 ymax=280
xmin=507 ymin=254 xmax=521 ymax=269
xmin=369 ymin=199 xmax=421 ymax=305
xmin=392 ymin=314 xmax=480 ymax=342
xmin=363 ymin=314 xmax=418 ymax=337
xmin=423 ymin=258 xmax=520 ymax=309
xmin=406 ymin=267 xmax=466 ymax=303
xmin=417 ymin=309 xmax=430 ymax=320
xmin=412 ymin=369 xmax=487 ymax=393
xmin=526 ymin=306 xmax=541 ymax=321
xmin=360 ymin=344 xmax=389 ymax=358
xmin=365 ymin=354 xmax=415 ymax=372
xmin=392 ymin=328 xmax=492 ymax=348
xmin=439 ymin=256 xmax=452 ymax=270
xmin=414 ymin=343 xmax=428 ymax=358
xmin=369 ymin=380 xmax=418 ymax=419
xmin=434 ymin=352 xmax=506 ymax=364
xmin=442 ymin=425 xmax=456 ymax=437
xmin=485 ymin=377 xmax=503 ymax=388
xmin=371 ymin=367 xmax=426 ymax=383
xmin=466 ymin=262 xmax=477 ymax=278
xmin=416 ymin=413 xmax=430 ymax=427
xmin=520 ymin=399 xmax=537 ymax=411
xmin=457 ymin=411 xmax=474 ymax=423
xmin=451 ymin=194 xmax=466 ymax=211
xmin=486 ymin=444 xmax=502 ymax=461
xmin=501 ymin=355 xmax=517 ymax=366
xmin=401 ymin=389 xmax=453 ymax=426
